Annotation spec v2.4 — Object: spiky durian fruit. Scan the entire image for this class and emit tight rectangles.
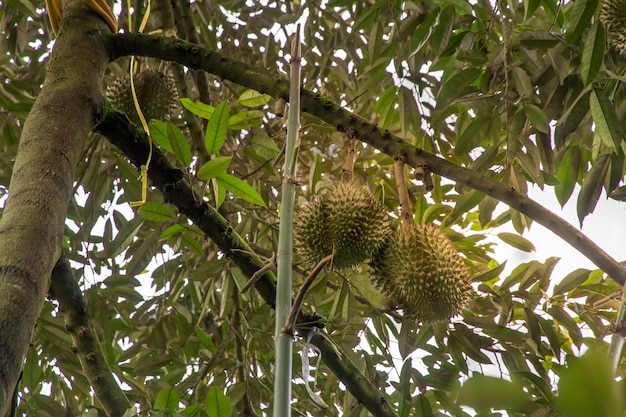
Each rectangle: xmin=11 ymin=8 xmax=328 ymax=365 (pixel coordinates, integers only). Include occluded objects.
xmin=294 ymin=182 xmax=391 ymax=270
xmin=600 ymin=0 xmax=626 ymax=56
xmin=372 ymin=223 xmax=471 ymax=324
xmin=106 ymin=68 xmax=179 ymax=126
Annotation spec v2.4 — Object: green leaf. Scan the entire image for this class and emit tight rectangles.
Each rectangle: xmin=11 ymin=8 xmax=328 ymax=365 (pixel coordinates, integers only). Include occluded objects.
xmin=580 ymin=22 xmax=605 ymax=86
xmin=553 ymin=268 xmax=591 ymax=295
xmin=437 ymin=68 xmax=480 ymax=108
xmin=347 ymin=274 xmax=385 ymax=309
xmin=431 ymin=5 xmax=455 ymax=55
xmin=154 ymin=388 xmax=180 ymax=411
xmin=565 ymin=0 xmax=599 ymax=42
xmin=238 ymin=89 xmax=271 ymax=107
xmin=160 ymin=224 xmax=187 ymax=240
xmin=609 ymin=184 xmax=626 ymax=201
xmin=512 ymin=67 xmax=534 ymax=98
xmin=555 ymin=144 xmax=581 ymax=206
xmin=228 ymin=110 xmax=264 ymax=130
xmin=523 ymin=103 xmax=549 ymax=133
xmin=557 ymin=348 xmax=624 ymax=417
xmin=447 ymin=190 xmax=484 ymax=225
xmin=471 ymin=262 xmax=506 ymax=282
xmin=180 ymin=98 xmax=214 ymax=119
xmin=577 ymin=153 xmax=610 ymax=225
xmin=455 ymin=116 xmax=491 ymax=155
xmin=205 ymin=387 xmax=231 ymax=417
xmin=518 ymin=31 xmax=561 ymax=49
xmin=167 ymin=123 xmax=192 ymax=166
xmin=216 ymin=174 xmax=267 ymax=208
xmin=548 ymin=306 xmax=583 ymax=346
xmin=524 ymin=0 xmax=541 ymax=21
xmin=590 ymin=87 xmax=623 ymax=152
xmin=205 ymin=101 xmax=230 ymax=154
xmin=197 ymin=156 xmax=233 ymax=180
xmin=149 ymin=120 xmax=174 ymax=153
xmin=497 ymin=232 xmax=536 ymax=252
xmin=138 ymin=202 xmax=177 ymax=222
xmin=249 ymin=134 xmax=280 ymax=159
xmin=457 ymin=375 xmax=535 ymax=413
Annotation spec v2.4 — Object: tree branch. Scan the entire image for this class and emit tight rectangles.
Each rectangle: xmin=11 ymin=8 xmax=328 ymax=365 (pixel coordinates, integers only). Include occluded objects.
xmin=49 ymin=256 xmax=131 ymax=417
xmin=94 ymin=110 xmax=398 ymax=417
xmin=104 ymin=32 xmax=626 ymax=286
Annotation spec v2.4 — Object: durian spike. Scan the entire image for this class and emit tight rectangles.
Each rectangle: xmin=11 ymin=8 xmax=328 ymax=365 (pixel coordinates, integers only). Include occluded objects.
xmin=281 ymin=253 xmax=334 ymax=337
xmin=341 ymin=129 xmax=357 ymax=182
xmin=394 ymin=155 xmax=413 ymax=229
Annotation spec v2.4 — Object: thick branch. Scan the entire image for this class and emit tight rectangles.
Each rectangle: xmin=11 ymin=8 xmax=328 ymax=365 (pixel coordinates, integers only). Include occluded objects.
xmin=94 ymin=111 xmax=398 ymax=417
xmin=104 ymin=33 xmax=626 ymax=285
xmin=50 ymin=257 xmax=131 ymax=417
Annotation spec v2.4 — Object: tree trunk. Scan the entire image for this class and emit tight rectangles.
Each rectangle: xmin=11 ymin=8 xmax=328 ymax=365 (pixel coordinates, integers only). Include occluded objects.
xmin=0 ymin=1 xmax=109 ymax=413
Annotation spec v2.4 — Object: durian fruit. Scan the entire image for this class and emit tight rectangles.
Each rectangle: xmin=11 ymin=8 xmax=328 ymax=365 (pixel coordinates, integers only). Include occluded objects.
xmin=600 ymin=0 xmax=626 ymax=56
xmin=106 ymin=68 xmax=179 ymax=126
xmin=372 ymin=223 xmax=471 ymax=324
xmin=294 ymin=181 xmax=391 ymax=270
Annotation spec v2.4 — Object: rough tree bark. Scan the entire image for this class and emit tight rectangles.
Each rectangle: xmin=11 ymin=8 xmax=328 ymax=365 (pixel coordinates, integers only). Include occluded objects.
xmin=0 ymin=1 xmax=110 ymax=414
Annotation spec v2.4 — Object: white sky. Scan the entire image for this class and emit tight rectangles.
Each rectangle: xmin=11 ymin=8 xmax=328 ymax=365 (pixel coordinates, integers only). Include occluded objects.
xmin=494 ymin=184 xmax=626 ymax=283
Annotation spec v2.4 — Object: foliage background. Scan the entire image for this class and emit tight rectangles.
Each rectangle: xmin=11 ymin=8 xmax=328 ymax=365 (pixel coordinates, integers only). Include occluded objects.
xmin=2 ymin=0 xmax=626 ymax=415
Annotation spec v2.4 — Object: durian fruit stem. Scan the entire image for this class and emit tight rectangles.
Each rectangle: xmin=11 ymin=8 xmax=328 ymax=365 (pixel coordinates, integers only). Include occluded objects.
xmin=394 ymin=156 xmax=413 ymax=229
xmin=282 ymin=253 xmax=334 ymax=337
xmin=341 ymin=129 xmax=357 ymax=182
xmin=274 ymin=26 xmax=302 ymax=417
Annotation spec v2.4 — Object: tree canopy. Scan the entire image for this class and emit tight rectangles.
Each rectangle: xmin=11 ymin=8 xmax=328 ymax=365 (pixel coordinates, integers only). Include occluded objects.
xmin=1 ymin=0 xmax=626 ymax=416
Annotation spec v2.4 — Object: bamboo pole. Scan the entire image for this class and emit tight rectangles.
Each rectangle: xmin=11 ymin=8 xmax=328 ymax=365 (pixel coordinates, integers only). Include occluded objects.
xmin=273 ymin=27 xmax=302 ymax=417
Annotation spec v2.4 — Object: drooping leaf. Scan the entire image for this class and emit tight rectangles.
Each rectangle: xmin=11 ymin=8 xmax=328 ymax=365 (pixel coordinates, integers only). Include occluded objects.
xmin=167 ymin=122 xmax=192 ymax=166
xmin=205 ymin=100 xmax=230 ymax=154
xmin=149 ymin=120 xmax=174 ymax=154
xmin=522 ymin=103 xmax=549 ymax=133
xmin=577 ymin=153 xmax=610 ymax=225
xmin=590 ymin=88 xmax=623 ymax=152
xmin=555 ymin=143 xmax=581 ymax=206
xmin=580 ymin=22 xmax=605 ymax=86
xmin=565 ymin=0 xmax=599 ymax=42
xmin=431 ymin=5 xmax=455 ymax=54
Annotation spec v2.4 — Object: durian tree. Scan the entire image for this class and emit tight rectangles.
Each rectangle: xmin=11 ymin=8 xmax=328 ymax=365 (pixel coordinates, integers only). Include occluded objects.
xmin=2 ymin=0 xmax=626 ymax=415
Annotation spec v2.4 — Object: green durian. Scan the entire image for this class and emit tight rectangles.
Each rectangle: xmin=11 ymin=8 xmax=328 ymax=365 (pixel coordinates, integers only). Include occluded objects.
xmin=106 ymin=68 xmax=179 ymax=125
xmin=600 ymin=0 xmax=626 ymax=55
xmin=372 ymin=223 xmax=471 ymax=324
xmin=294 ymin=181 xmax=391 ymax=270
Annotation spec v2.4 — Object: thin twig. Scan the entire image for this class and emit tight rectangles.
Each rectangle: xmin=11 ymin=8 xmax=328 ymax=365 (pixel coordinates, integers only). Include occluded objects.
xmin=282 ymin=254 xmax=334 ymax=337
xmin=394 ymin=156 xmax=413 ymax=229
xmin=341 ymin=129 xmax=356 ymax=182
xmin=240 ymin=252 xmax=276 ymax=294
